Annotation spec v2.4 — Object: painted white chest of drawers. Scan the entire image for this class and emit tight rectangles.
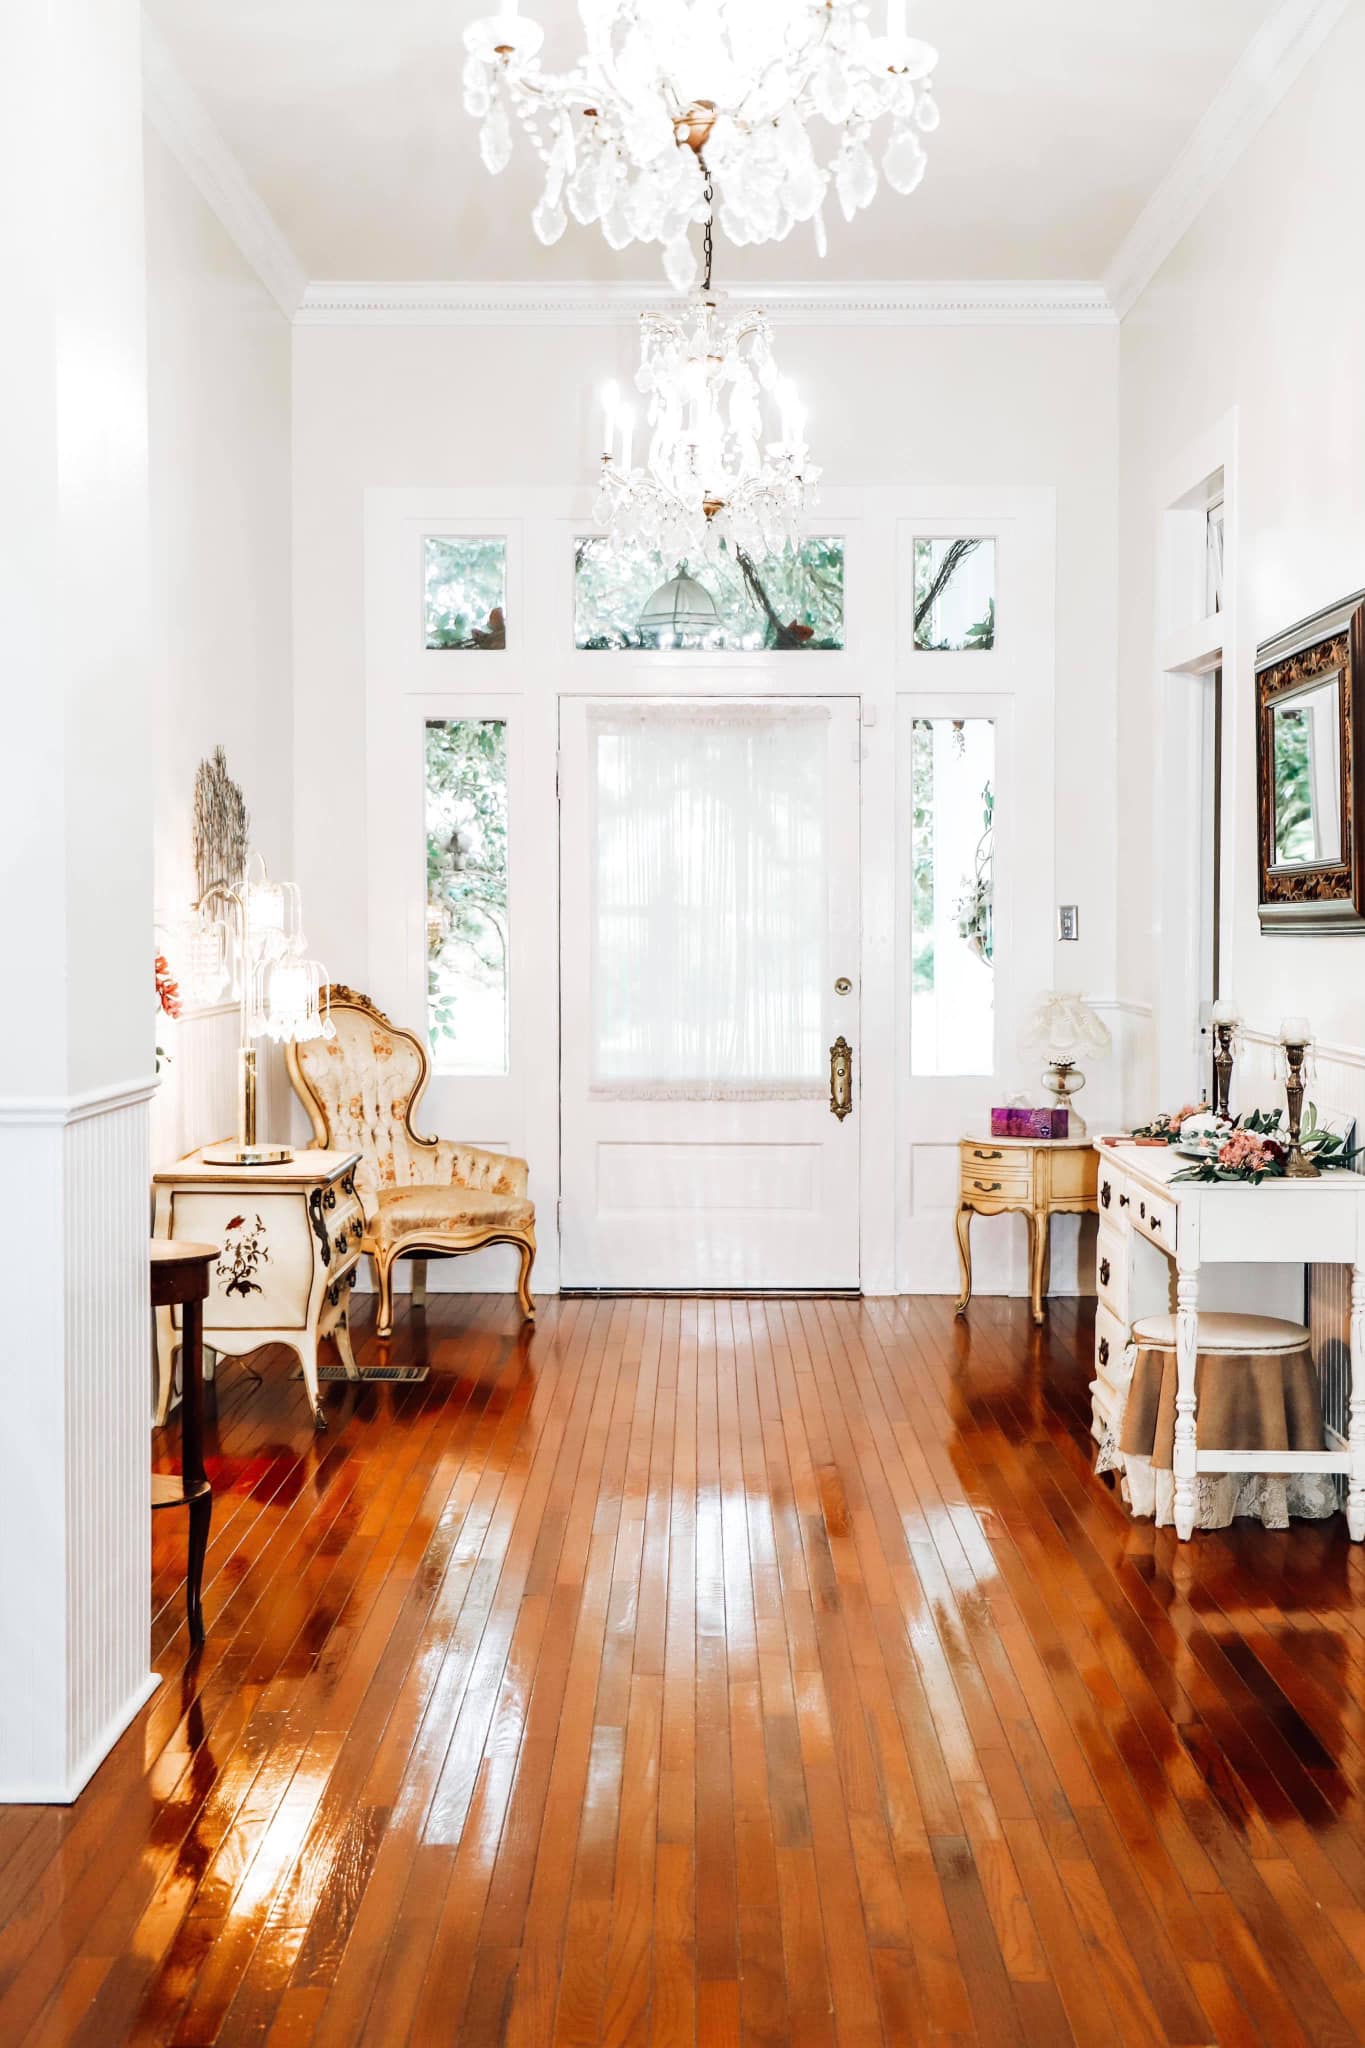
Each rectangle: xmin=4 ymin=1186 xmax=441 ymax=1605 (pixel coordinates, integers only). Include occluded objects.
xmin=1091 ymin=1139 xmax=1365 ymax=1540
xmin=152 ymin=1147 xmax=364 ymax=1430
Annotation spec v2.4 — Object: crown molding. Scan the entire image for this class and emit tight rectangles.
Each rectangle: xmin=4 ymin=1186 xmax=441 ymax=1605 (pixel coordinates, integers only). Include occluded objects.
xmin=140 ymin=15 xmax=307 ymax=319
xmin=1105 ymin=0 xmax=1349 ymax=320
xmin=295 ymin=277 xmax=1116 ymax=328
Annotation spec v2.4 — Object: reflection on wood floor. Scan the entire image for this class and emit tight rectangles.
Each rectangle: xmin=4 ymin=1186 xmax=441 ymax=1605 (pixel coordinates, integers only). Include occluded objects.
xmin=4 ymin=1292 xmax=1365 ymax=2044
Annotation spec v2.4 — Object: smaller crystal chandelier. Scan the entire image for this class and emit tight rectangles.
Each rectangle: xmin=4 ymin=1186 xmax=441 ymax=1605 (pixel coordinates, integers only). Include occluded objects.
xmin=595 ymin=219 xmax=818 ymax=561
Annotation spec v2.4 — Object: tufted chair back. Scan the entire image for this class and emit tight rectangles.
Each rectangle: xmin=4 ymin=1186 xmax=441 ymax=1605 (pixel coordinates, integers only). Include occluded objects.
xmin=288 ymin=988 xmax=438 ymax=1220
xmin=288 ymin=987 xmax=529 ymax=1223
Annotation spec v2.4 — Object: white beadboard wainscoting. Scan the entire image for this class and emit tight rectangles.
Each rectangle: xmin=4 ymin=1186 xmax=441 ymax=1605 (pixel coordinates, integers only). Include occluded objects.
xmin=0 ymin=1084 xmax=158 ymax=1802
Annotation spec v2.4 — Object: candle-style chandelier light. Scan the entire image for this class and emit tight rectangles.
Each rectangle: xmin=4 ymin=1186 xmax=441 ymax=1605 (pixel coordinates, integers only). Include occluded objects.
xmin=594 ymin=210 xmax=817 ymax=560
xmin=462 ymin=0 xmax=940 ymax=286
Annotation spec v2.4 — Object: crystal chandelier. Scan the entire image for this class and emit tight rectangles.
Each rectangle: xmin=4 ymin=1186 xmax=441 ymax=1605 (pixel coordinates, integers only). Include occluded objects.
xmin=594 ymin=218 xmax=818 ymax=561
xmin=462 ymin=0 xmax=940 ymax=285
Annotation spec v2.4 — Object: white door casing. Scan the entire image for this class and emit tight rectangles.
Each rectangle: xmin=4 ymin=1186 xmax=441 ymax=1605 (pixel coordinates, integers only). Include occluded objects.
xmin=363 ymin=485 xmax=1058 ymax=1299
xmin=558 ymin=693 xmax=862 ymax=1290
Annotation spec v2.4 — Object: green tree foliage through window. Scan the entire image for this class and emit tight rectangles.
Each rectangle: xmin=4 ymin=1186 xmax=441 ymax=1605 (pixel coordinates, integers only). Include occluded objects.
xmin=426 ymin=719 xmax=509 ymax=1073
xmin=424 ymin=536 xmax=507 ymax=650
xmin=575 ymin=535 xmax=844 ymax=650
xmin=913 ymin=537 xmax=996 ymax=651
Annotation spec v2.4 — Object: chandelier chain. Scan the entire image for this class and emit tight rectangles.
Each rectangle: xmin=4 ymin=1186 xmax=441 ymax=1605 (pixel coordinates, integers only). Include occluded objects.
xmin=700 ymin=155 xmax=714 ymax=295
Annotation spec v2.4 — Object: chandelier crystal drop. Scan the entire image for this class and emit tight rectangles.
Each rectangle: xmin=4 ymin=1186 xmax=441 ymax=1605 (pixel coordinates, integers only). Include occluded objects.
xmin=594 ymin=282 xmax=818 ymax=562
xmin=462 ymin=0 xmax=939 ymax=279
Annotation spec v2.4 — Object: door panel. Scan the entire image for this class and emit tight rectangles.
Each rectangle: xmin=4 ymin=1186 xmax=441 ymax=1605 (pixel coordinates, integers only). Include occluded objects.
xmin=559 ymin=694 xmax=861 ymax=1289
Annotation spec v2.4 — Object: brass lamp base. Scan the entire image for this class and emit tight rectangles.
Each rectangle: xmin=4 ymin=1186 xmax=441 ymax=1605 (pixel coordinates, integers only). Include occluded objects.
xmin=202 ymin=1141 xmax=295 ymax=1167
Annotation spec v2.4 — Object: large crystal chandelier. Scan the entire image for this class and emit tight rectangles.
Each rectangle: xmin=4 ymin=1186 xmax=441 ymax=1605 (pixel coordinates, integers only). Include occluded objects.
xmin=462 ymin=0 xmax=940 ymax=285
xmin=594 ymin=218 xmax=817 ymax=561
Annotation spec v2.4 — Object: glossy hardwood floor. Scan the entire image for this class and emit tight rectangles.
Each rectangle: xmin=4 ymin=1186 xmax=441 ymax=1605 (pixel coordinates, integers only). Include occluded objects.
xmin=5 ymin=1293 xmax=1365 ymax=2045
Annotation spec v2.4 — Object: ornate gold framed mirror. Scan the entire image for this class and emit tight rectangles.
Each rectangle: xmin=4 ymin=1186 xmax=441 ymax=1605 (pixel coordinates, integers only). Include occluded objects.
xmin=1256 ymin=589 xmax=1365 ymax=931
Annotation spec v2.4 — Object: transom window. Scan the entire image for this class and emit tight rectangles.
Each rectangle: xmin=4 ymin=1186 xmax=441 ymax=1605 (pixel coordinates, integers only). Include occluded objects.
xmin=574 ymin=535 xmax=845 ymax=651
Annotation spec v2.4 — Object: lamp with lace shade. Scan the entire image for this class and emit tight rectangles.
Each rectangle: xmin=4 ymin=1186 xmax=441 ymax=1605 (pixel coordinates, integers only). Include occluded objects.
xmin=1022 ymin=993 xmax=1112 ymax=1138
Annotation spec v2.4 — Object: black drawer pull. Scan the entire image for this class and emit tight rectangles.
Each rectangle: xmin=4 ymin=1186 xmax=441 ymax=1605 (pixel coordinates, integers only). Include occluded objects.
xmin=1119 ymin=1193 xmax=1130 ymax=1209
xmin=1099 ymin=1337 xmax=1110 ymax=1367
xmin=1150 ymin=1214 xmax=1162 ymax=1233
xmin=1100 ymin=1258 xmax=1111 ymax=1287
xmin=973 ymin=1148 xmax=1003 ymax=1162
xmin=1100 ymin=1182 xmax=1112 ymax=1209
xmin=1139 ymin=1201 xmax=1146 ymax=1220
xmin=972 ymin=1180 xmax=1002 ymax=1194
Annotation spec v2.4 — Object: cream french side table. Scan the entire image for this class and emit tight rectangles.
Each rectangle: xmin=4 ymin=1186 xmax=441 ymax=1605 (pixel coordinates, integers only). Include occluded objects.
xmin=152 ymin=1147 xmax=364 ymax=1431
xmin=955 ymin=1134 xmax=1100 ymax=1326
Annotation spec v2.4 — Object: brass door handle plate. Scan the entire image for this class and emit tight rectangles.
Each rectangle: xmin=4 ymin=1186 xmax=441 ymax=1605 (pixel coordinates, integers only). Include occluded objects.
xmin=829 ymin=1036 xmax=854 ymax=1121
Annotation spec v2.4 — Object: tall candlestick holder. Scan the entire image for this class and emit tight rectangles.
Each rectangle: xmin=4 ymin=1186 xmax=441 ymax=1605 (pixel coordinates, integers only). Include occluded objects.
xmin=1213 ymin=1024 xmax=1235 ymax=1118
xmin=1210 ymin=999 xmax=1239 ymax=1119
xmin=1282 ymin=1034 xmax=1320 ymax=1178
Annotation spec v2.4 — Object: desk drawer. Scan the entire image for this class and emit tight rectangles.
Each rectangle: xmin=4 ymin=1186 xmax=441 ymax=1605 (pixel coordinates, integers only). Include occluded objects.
xmin=1094 ymin=1301 xmax=1133 ymax=1411
xmin=960 ymin=1147 xmax=1032 ymax=1201
xmin=1095 ymin=1223 xmax=1129 ymax=1324
xmin=1131 ymin=1185 xmax=1177 ymax=1255
xmin=1096 ymin=1158 xmax=1126 ymax=1222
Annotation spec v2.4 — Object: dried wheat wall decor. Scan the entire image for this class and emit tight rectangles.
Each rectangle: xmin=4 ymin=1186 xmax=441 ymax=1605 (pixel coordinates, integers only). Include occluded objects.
xmin=192 ymin=746 xmax=249 ymax=902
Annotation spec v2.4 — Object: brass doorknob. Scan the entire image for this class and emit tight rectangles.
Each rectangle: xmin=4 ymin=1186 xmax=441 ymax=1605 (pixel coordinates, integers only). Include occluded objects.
xmin=829 ymin=1037 xmax=854 ymax=1121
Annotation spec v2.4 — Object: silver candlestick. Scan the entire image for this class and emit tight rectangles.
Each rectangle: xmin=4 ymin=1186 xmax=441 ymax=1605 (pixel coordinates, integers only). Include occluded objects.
xmin=1283 ymin=1038 xmax=1320 ymax=1178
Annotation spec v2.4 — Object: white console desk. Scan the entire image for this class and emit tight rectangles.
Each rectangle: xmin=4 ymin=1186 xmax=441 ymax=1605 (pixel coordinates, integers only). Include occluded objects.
xmin=1091 ymin=1139 xmax=1365 ymax=1541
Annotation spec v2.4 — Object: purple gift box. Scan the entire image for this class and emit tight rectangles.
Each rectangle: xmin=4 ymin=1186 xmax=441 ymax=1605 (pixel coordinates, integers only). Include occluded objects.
xmin=991 ymin=1106 xmax=1069 ymax=1139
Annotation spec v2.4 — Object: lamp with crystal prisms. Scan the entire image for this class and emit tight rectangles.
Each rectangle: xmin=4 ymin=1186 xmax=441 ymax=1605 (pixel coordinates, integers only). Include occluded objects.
xmin=190 ymin=853 xmax=334 ymax=1166
xmin=1021 ymin=992 xmax=1112 ymax=1138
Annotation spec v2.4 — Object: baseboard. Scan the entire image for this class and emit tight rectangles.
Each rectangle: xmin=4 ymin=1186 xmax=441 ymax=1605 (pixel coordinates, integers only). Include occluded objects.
xmin=0 ymin=1670 xmax=161 ymax=1805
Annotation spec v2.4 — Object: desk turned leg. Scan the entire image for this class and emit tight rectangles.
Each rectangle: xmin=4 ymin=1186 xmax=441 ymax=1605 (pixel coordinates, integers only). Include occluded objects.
xmin=1349 ymin=1266 xmax=1365 ymax=1542
xmin=954 ymin=1206 xmax=973 ymax=1317
xmin=1029 ymin=1209 xmax=1048 ymax=1326
xmin=1173 ymin=1270 xmax=1199 ymax=1541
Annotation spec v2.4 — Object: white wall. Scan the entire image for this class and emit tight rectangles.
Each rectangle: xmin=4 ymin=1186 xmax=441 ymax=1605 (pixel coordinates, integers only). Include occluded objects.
xmin=143 ymin=123 xmax=294 ymax=1160
xmin=292 ymin=316 xmax=1122 ymax=1083
xmin=1118 ymin=0 xmax=1365 ymax=1120
xmin=1 ymin=0 xmax=156 ymax=1801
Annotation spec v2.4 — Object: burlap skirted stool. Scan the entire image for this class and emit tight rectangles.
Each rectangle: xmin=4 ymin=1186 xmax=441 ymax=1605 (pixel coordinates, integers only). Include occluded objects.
xmin=1101 ymin=1311 xmax=1337 ymax=1530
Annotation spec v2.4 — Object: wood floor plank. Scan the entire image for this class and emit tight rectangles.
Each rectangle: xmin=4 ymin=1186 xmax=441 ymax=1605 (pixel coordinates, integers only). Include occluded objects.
xmin=10 ymin=1290 xmax=1365 ymax=2046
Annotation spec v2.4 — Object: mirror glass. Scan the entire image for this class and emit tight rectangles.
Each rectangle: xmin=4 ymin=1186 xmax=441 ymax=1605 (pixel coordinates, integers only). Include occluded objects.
xmin=1271 ymin=672 xmax=1343 ymax=867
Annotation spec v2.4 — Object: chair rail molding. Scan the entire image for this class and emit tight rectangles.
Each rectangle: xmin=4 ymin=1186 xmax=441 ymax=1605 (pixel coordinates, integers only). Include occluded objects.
xmin=0 ymin=1076 xmax=157 ymax=1127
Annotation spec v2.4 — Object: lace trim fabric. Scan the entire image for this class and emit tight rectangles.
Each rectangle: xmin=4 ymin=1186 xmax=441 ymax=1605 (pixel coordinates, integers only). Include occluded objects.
xmin=1094 ymin=1390 xmax=1338 ymax=1529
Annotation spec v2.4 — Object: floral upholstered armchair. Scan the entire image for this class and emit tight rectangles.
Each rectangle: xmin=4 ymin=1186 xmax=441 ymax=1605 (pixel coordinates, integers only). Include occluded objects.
xmin=286 ymin=985 xmax=535 ymax=1338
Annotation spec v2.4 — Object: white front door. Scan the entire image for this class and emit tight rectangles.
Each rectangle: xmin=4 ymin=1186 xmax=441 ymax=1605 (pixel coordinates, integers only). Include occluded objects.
xmin=559 ymin=694 xmax=861 ymax=1289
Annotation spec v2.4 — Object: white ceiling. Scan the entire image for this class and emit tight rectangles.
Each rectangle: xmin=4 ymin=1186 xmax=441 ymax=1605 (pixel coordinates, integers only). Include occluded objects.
xmin=145 ymin=0 xmax=1286 ymax=285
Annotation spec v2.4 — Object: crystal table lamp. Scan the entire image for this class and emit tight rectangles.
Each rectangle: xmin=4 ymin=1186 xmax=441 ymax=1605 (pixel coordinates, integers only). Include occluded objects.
xmin=1021 ymin=993 xmax=1112 ymax=1138
xmin=190 ymin=854 xmax=334 ymax=1166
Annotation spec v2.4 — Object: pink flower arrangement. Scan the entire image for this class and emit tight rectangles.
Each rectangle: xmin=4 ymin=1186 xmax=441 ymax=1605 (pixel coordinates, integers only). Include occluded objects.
xmin=1216 ymin=1129 xmax=1284 ymax=1175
